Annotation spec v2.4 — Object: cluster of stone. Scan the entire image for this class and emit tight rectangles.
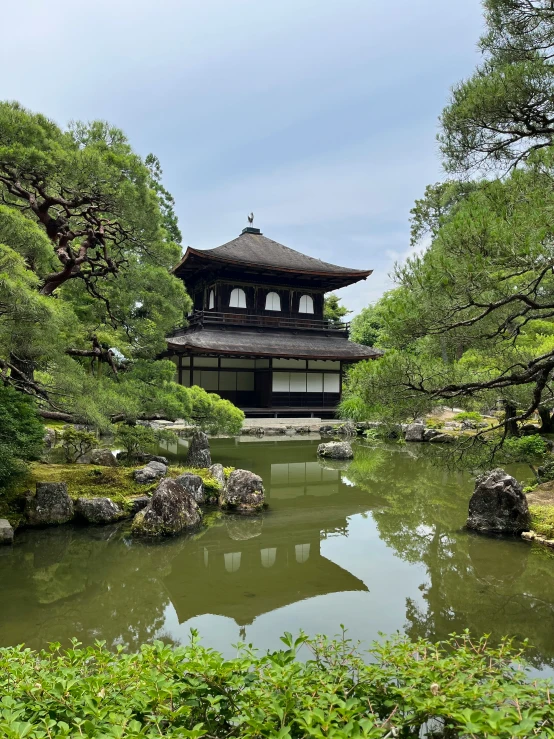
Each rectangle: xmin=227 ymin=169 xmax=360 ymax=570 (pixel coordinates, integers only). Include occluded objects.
xmin=404 ymin=423 xmax=455 ymax=444
xmin=12 ymin=427 xmax=265 ymax=544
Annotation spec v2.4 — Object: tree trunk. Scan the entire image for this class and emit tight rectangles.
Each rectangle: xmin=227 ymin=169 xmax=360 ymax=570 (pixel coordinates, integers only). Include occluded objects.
xmin=539 ymin=408 xmax=554 ymax=433
xmin=39 ymin=410 xmax=77 ymax=423
xmin=504 ymin=401 xmax=519 ymax=437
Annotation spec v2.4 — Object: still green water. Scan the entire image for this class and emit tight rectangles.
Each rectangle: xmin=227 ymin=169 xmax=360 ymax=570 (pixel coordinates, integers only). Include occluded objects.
xmin=2 ymin=437 xmax=554 ymax=667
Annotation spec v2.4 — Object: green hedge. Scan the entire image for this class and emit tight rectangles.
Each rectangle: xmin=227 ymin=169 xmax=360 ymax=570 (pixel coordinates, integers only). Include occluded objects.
xmin=0 ymin=631 xmax=552 ymax=738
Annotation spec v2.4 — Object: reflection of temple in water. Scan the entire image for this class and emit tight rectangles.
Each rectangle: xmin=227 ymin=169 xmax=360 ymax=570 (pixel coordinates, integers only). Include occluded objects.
xmin=165 ymin=514 xmax=368 ymax=627
xmin=164 ymin=441 xmax=383 ymax=627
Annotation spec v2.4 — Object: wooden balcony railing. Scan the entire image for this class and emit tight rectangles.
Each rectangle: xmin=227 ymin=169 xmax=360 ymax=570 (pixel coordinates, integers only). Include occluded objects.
xmin=177 ymin=310 xmax=349 ymax=333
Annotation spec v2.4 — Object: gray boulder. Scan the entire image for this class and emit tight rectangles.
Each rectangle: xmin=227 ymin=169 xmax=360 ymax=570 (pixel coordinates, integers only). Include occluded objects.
xmin=405 ymin=423 xmax=425 ymax=442
xmin=207 ymin=463 xmax=226 ymax=505
xmin=128 ymin=495 xmax=151 ymax=515
xmin=221 ymin=469 xmax=265 ymax=513
xmin=186 ymin=428 xmax=211 ymax=468
xmin=75 ymin=497 xmax=124 ymax=524
xmin=43 ymin=428 xmax=56 ymax=449
xmin=422 ymin=428 xmax=441 ymax=442
xmin=467 ymin=468 xmax=530 ymax=534
xmin=132 ymin=478 xmax=202 ymax=537
xmin=429 ymin=433 xmax=455 ymax=444
xmin=133 ymin=460 xmax=168 ymax=484
xmin=175 ymin=472 xmax=205 ymax=504
xmin=317 ymin=441 xmax=354 ymax=460
xmin=77 ymin=448 xmax=118 ymax=466
xmin=26 ymin=482 xmax=74 ymax=526
xmin=0 ymin=519 xmax=14 ymax=545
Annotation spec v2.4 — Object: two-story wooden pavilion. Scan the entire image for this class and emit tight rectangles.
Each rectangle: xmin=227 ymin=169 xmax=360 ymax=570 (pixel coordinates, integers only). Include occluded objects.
xmin=166 ymin=226 xmax=380 ymax=417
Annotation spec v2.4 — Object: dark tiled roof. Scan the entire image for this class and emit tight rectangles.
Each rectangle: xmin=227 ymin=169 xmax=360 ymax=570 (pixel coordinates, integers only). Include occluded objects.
xmin=175 ymin=231 xmax=372 ymax=278
xmin=167 ymin=328 xmax=381 ymax=361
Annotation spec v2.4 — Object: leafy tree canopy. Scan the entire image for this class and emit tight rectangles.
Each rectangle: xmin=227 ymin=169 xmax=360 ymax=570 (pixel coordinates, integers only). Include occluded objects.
xmin=323 ymin=293 xmax=351 ymax=324
xmin=0 ymin=102 xmax=243 ymax=435
xmin=342 ymin=3 xmax=554 ymax=446
xmin=441 ymin=0 xmax=554 ymax=172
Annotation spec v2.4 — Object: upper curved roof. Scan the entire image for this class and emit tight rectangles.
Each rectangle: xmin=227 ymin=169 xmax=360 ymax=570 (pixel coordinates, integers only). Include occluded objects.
xmin=173 ymin=228 xmax=372 ymax=286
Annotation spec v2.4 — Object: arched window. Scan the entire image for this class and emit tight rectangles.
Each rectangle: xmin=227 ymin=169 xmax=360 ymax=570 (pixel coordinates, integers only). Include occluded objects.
xmin=265 ymin=292 xmax=281 ymax=311
xmin=298 ymin=294 xmax=314 ymax=314
xmin=224 ymin=552 xmax=241 ymax=573
xmin=229 ymin=288 xmax=246 ymax=308
xmin=260 ymin=548 xmax=277 ymax=568
xmin=208 ymin=290 xmax=215 ymax=310
xmin=295 ymin=543 xmax=310 ymax=564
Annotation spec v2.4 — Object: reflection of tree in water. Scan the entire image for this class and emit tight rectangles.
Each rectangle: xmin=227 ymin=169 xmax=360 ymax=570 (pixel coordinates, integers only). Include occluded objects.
xmin=348 ymin=443 xmax=554 ymax=667
xmin=1 ymin=525 xmax=176 ymax=650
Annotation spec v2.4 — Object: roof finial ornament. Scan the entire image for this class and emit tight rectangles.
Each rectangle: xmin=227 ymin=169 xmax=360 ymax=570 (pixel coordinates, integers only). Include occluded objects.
xmin=247 ymin=212 xmax=254 ymax=226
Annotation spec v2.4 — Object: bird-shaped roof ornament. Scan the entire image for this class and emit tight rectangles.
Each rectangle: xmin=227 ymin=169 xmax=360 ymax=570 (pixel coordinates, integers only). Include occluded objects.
xmin=247 ymin=212 xmax=254 ymax=226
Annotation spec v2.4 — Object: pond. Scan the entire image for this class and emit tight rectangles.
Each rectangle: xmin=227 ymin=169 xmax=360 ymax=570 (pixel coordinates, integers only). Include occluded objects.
xmin=2 ymin=436 xmax=554 ymax=669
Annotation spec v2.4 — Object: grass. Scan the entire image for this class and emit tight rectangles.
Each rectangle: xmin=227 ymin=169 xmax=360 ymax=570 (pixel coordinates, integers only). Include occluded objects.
xmin=529 ymin=504 xmax=554 ymax=539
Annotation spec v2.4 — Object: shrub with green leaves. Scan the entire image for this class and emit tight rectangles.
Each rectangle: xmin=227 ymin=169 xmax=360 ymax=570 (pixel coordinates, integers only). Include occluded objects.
xmin=453 ymin=411 xmax=483 ymax=423
xmin=59 ymin=427 xmax=98 ymax=463
xmin=0 ymin=386 xmax=44 ymax=492
xmin=0 ymin=631 xmax=552 ymax=738
xmin=115 ymin=424 xmax=174 ymax=460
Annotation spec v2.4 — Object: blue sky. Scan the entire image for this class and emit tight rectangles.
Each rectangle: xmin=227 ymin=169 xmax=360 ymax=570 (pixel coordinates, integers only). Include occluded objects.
xmin=2 ymin=0 xmax=484 ymax=314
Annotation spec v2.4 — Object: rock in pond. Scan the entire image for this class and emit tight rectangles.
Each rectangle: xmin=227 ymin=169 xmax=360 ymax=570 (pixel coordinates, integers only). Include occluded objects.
xmin=133 ymin=460 xmax=168 ymax=484
xmin=422 ymin=428 xmax=441 ymax=442
xmin=77 ymin=448 xmax=118 ymax=466
xmin=429 ymin=433 xmax=455 ymax=444
xmin=0 ymin=519 xmax=14 ymax=545
xmin=316 ymin=441 xmax=354 ymax=460
xmin=208 ymin=463 xmax=226 ymax=489
xmin=132 ymin=478 xmax=202 ymax=537
xmin=220 ymin=469 xmax=265 ymax=513
xmin=185 ymin=428 xmax=211 ymax=468
xmin=26 ymin=482 xmax=74 ymax=526
xmin=405 ymin=423 xmax=425 ymax=442
xmin=206 ymin=463 xmax=226 ymax=505
xmin=467 ymin=468 xmax=530 ymax=534
xmin=75 ymin=497 xmax=125 ymax=524
xmin=128 ymin=495 xmax=151 ymax=515
xmin=175 ymin=472 xmax=205 ymax=504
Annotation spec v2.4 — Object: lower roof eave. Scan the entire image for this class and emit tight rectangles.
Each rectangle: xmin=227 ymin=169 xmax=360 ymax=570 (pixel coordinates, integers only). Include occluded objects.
xmin=166 ymin=340 xmax=381 ymax=362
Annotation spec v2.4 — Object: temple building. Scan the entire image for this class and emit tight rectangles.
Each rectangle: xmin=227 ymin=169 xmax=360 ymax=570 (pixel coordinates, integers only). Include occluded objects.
xmin=166 ymin=226 xmax=380 ymax=417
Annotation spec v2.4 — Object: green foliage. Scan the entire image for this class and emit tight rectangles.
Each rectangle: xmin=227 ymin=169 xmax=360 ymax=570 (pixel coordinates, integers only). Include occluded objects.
xmin=323 ymin=293 xmax=351 ymax=324
xmin=0 ymin=631 xmax=552 ymax=738
xmin=440 ymin=0 xmax=554 ymax=172
xmin=538 ymin=459 xmax=554 ymax=484
xmin=349 ymin=304 xmax=383 ymax=347
xmin=115 ymin=424 xmax=177 ymax=460
xmin=337 ymin=395 xmax=374 ymax=422
xmin=0 ymin=103 xmax=245 ymax=431
xmin=0 ymin=386 xmax=44 ymax=491
xmin=187 ymin=386 xmax=244 ymax=435
xmin=425 ymin=418 xmax=445 ymax=429
xmin=363 ymin=428 xmax=380 ymax=441
xmin=59 ymin=427 xmax=97 ymax=463
xmin=500 ymin=434 xmax=549 ymax=464
xmin=454 ymin=411 xmax=483 ymax=422
xmin=341 ymin=5 xmax=554 ymax=458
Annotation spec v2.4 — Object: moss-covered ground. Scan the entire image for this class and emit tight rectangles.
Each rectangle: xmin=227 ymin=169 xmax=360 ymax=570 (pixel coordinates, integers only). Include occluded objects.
xmin=529 ymin=505 xmax=554 ymax=539
xmin=1 ymin=462 xmax=228 ymax=527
